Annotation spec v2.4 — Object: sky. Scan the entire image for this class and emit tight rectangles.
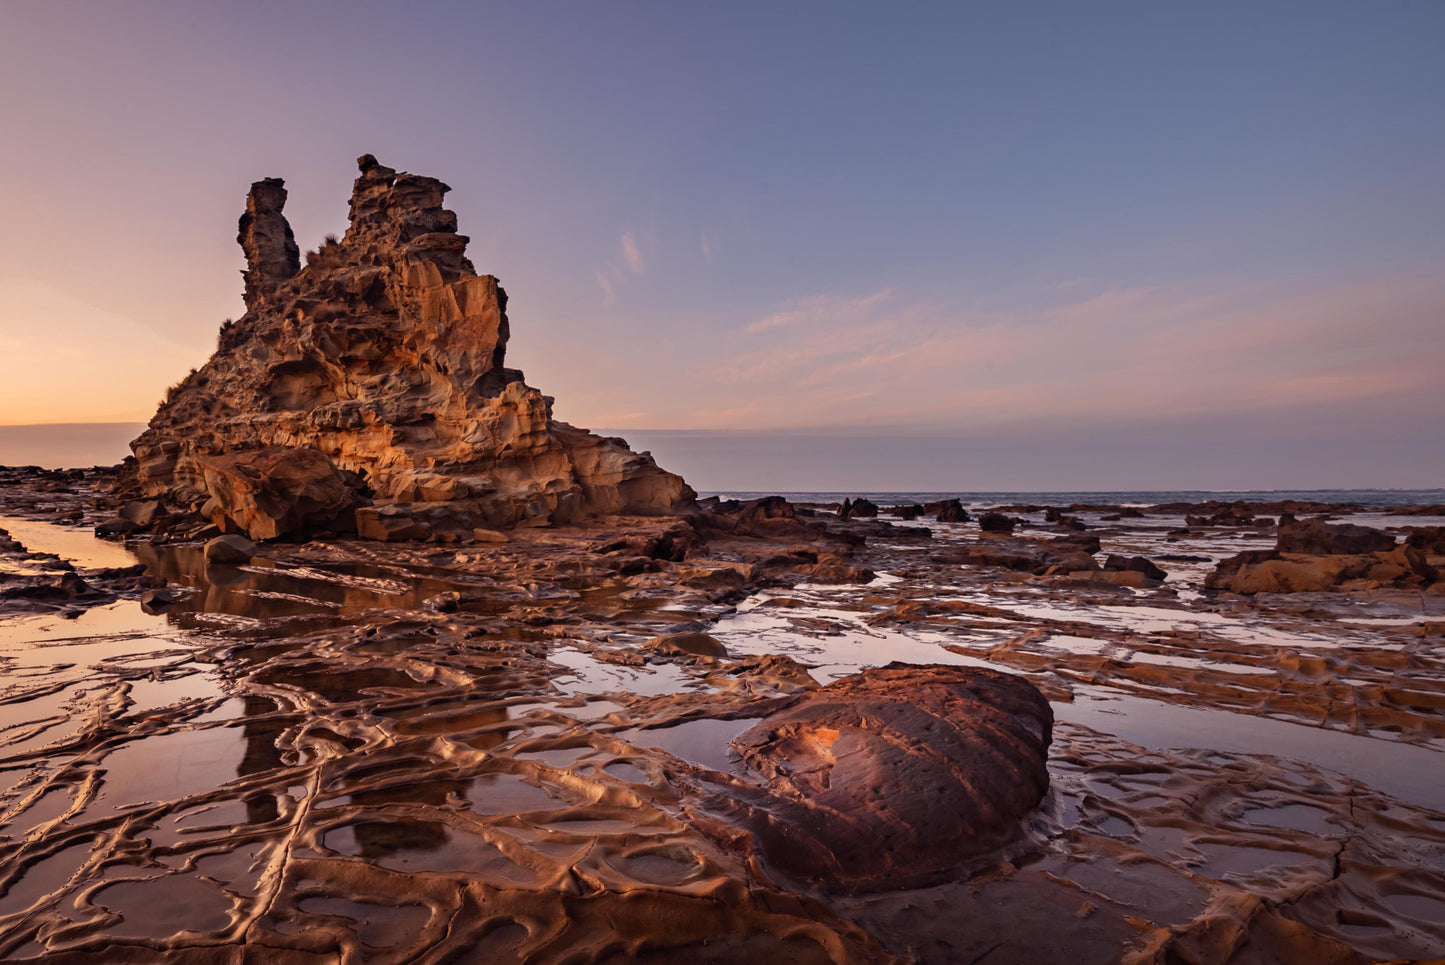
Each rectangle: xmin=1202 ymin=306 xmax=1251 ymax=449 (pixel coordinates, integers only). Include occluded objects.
xmin=1 ymin=1 xmax=1442 ymax=489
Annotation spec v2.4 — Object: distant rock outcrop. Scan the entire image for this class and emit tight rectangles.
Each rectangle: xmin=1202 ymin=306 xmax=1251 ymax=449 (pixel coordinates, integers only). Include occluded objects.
xmin=126 ymin=155 xmax=694 ymax=540
xmin=1206 ymin=519 xmax=1438 ymax=593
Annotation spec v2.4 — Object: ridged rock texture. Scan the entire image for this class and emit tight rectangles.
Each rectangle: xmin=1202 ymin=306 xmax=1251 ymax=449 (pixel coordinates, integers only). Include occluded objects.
xmin=722 ymin=663 xmax=1053 ymax=891
xmin=129 ymin=155 xmax=695 ymax=540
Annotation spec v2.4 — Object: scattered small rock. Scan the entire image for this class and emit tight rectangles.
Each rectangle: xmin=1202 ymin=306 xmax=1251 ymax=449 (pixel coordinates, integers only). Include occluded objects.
xmin=204 ymin=533 xmax=258 ymax=566
xmin=140 ymin=588 xmax=175 ymax=613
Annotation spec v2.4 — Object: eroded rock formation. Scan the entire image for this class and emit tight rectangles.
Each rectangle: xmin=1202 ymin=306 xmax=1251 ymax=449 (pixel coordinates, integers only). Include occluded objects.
xmin=127 ymin=155 xmax=694 ymax=540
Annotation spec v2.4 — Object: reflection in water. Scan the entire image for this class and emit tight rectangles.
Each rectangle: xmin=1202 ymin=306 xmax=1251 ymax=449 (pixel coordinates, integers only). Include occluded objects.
xmin=345 ymin=818 xmax=451 ymax=859
xmin=128 ymin=542 xmax=475 ymax=623
xmin=343 ymin=778 xmax=469 ymax=858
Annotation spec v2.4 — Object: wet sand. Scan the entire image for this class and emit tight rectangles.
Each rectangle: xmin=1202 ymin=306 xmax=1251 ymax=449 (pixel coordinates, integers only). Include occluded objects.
xmin=1 ymin=477 xmax=1443 ymax=962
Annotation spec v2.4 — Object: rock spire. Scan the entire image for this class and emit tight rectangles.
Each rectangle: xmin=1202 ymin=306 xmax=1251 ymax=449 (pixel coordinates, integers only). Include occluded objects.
xmin=127 ymin=155 xmax=694 ymax=541
xmin=237 ymin=177 xmax=300 ymax=311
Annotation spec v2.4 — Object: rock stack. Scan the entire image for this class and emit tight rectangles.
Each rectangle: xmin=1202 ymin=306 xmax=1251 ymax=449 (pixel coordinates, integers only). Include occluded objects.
xmin=125 ymin=156 xmax=694 ymax=540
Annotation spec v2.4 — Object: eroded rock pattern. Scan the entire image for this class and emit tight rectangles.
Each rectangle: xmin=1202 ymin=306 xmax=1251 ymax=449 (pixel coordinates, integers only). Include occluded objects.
xmin=725 ymin=664 xmax=1052 ymax=890
xmin=4 ymin=473 xmax=1445 ymax=962
xmin=127 ymin=155 xmax=694 ymax=541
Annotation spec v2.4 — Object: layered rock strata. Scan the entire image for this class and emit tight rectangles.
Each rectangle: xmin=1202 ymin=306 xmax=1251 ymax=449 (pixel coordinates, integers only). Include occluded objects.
xmin=127 ymin=155 xmax=694 ymax=540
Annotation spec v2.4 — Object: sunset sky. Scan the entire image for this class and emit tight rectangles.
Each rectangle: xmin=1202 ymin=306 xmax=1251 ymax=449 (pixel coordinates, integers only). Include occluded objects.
xmin=1 ymin=1 xmax=1441 ymax=488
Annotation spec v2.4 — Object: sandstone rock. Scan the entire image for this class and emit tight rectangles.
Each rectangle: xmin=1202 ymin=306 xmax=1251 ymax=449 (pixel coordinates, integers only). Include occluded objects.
xmin=938 ymin=539 xmax=1099 ymax=576
xmin=355 ymin=505 xmax=432 ymax=542
xmin=1103 ymin=554 xmax=1167 ymax=582
xmin=423 ymin=591 xmax=461 ymax=613
xmin=94 ymin=517 xmax=138 ymax=538
xmin=839 ymin=497 xmax=879 ymax=520
xmin=979 ymin=512 xmax=1015 ymax=534
xmin=1087 ymin=570 xmax=1155 ymax=588
xmin=1404 ymin=526 xmax=1445 ymax=555
xmin=644 ymin=631 xmax=728 ymax=659
xmin=729 ymin=664 xmax=1052 ymax=890
xmin=199 ymin=446 xmax=352 ymax=541
xmin=203 ymin=534 xmax=258 ymax=565
xmin=237 ymin=177 xmax=300 ymax=312
xmin=886 ymin=504 xmax=923 ymax=521
xmin=1055 ymin=534 xmax=1102 ymax=555
xmin=1214 ymin=556 xmax=1348 ymax=594
xmin=119 ymin=499 xmax=163 ymax=527
xmin=140 ymin=588 xmax=174 ymax=613
xmin=924 ymin=498 xmax=969 ymax=522
xmin=127 ymin=156 xmax=694 ymax=537
xmin=1277 ymin=519 xmax=1394 ymax=555
xmin=1206 ymin=545 xmax=1437 ymax=594
xmin=693 ymin=497 xmax=813 ymax=540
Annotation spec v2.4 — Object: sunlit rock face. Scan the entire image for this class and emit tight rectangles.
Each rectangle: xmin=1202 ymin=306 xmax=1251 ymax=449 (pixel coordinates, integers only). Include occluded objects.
xmin=129 ymin=155 xmax=694 ymax=539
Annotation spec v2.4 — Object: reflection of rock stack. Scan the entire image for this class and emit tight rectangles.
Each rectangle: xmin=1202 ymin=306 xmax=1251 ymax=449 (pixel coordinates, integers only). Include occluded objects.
xmin=126 ymin=155 xmax=694 ymax=542
xmin=240 ymin=695 xmax=284 ymax=826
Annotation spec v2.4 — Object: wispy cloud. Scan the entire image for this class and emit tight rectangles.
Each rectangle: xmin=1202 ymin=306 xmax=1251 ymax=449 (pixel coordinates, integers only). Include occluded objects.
xmin=667 ymin=273 xmax=1445 ymax=431
xmin=746 ymin=288 xmax=893 ymax=334
xmin=558 ymin=269 xmax=1445 ymax=441
xmin=620 ymin=232 xmax=644 ymax=274
xmin=592 ymin=410 xmax=649 ymax=427
xmin=594 ymin=270 xmax=615 ymax=307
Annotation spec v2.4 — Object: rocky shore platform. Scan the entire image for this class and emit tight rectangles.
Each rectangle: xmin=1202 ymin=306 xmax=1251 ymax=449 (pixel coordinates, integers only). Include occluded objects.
xmin=2 ymin=467 xmax=1444 ymax=963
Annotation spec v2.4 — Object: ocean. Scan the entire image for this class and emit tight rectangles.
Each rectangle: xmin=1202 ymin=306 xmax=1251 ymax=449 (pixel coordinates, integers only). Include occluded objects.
xmin=705 ymin=490 xmax=1445 ymax=508
xmin=3 ymin=424 xmax=1441 ymax=509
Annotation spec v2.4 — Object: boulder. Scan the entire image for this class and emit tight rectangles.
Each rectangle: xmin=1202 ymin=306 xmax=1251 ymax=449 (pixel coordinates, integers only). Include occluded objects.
xmin=1206 ymin=545 xmax=1437 ymax=594
xmin=199 ymin=446 xmax=352 ymax=541
xmin=925 ymin=498 xmax=969 ymax=522
xmin=140 ymin=588 xmax=175 ymax=613
xmin=978 ymin=512 xmax=1015 ymax=534
xmin=1277 ymin=519 xmax=1394 ymax=555
xmin=203 ymin=534 xmax=258 ymax=565
xmin=1212 ymin=556 xmax=1349 ymax=594
xmin=1102 ymin=554 xmax=1167 ymax=582
xmin=1404 ymin=526 xmax=1445 ymax=555
xmin=94 ymin=518 xmax=138 ymax=538
xmin=644 ymin=631 xmax=729 ymax=659
xmin=729 ymin=664 xmax=1052 ymax=890
xmin=840 ymin=497 xmax=879 ymax=520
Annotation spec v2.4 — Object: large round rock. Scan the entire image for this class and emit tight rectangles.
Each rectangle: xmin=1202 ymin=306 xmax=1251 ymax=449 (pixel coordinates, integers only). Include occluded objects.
xmin=731 ymin=663 xmax=1052 ymax=890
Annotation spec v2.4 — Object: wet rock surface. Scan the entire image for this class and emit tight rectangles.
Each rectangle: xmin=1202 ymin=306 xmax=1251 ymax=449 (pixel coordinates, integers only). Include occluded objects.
xmin=725 ymin=664 xmax=1052 ymax=890
xmin=1 ymin=473 xmax=1444 ymax=962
